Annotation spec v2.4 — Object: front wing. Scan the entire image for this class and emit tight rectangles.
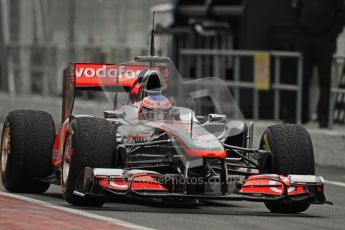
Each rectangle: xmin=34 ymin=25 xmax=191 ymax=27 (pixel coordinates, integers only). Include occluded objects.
xmin=73 ymin=167 xmax=329 ymax=204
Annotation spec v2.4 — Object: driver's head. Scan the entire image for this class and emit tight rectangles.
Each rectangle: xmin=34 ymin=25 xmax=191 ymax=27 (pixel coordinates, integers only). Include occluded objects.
xmin=138 ymin=93 xmax=172 ymax=120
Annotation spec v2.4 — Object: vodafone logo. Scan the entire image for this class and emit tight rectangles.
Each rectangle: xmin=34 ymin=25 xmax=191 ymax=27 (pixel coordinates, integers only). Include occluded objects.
xmin=74 ymin=63 xmax=151 ymax=88
xmin=75 ymin=64 xmax=142 ymax=80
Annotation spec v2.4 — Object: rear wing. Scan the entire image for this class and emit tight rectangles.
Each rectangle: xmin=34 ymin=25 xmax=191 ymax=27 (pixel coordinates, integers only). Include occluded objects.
xmin=62 ymin=63 xmax=149 ymax=123
xmin=74 ymin=63 xmax=147 ymax=89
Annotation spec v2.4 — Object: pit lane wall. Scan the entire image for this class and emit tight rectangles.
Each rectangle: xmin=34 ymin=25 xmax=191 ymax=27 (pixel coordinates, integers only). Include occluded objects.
xmin=1 ymin=92 xmax=344 ymax=169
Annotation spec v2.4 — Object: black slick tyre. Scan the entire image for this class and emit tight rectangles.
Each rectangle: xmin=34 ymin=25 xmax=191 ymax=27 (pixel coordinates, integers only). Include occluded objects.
xmin=1 ymin=110 xmax=55 ymax=193
xmin=259 ymin=124 xmax=315 ymax=213
xmin=61 ymin=117 xmax=116 ymax=207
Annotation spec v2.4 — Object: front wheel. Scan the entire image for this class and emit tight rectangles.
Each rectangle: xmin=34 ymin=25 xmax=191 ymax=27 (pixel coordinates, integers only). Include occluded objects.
xmin=60 ymin=117 xmax=116 ymax=207
xmin=1 ymin=110 xmax=55 ymax=193
xmin=259 ymin=124 xmax=315 ymax=213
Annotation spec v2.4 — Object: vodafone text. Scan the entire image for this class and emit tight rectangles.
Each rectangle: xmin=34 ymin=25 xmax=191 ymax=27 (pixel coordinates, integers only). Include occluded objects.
xmin=75 ymin=65 xmax=142 ymax=80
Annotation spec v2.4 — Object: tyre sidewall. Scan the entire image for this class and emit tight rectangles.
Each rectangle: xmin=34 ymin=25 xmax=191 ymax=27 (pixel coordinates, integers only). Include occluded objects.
xmin=1 ymin=118 xmax=24 ymax=191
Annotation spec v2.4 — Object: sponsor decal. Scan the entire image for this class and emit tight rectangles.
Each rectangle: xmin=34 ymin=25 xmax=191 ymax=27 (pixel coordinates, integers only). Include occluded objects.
xmin=127 ymin=133 xmax=149 ymax=144
xmin=254 ymin=52 xmax=270 ymax=90
xmin=68 ymin=126 xmax=74 ymax=135
xmin=74 ymin=64 xmax=149 ymax=88
xmin=268 ymin=179 xmax=296 ymax=193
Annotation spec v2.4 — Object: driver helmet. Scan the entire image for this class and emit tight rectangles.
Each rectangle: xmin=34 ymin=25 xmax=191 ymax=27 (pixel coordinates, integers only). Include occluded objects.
xmin=138 ymin=93 xmax=173 ymax=120
xmin=139 ymin=69 xmax=164 ymax=99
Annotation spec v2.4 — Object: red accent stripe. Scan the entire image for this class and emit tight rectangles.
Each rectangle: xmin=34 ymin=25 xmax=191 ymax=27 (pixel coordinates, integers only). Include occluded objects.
xmin=52 ymin=119 xmax=69 ymax=169
xmin=99 ymin=178 xmax=168 ymax=191
xmin=239 ymin=176 xmax=306 ymax=196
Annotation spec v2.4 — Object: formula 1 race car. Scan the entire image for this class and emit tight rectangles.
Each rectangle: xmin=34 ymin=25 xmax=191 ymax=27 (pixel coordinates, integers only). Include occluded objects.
xmin=1 ymin=54 xmax=329 ymax=213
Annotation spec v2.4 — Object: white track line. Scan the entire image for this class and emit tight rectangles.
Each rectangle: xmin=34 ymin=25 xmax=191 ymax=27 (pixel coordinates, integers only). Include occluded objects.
xmin=0 ymin=191 xmax=156 ymax=230
xmin=324 ymin=180 xmax=345 ymax=187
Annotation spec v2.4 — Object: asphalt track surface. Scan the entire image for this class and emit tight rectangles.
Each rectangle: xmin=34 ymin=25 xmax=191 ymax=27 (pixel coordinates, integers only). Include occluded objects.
xmin=0 ymin=166 xmax=344 ymax=230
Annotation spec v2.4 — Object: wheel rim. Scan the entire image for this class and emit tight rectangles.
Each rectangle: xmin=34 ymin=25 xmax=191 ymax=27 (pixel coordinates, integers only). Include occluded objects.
xmin=62 ymin=134 xmax=72 ymax=190
xmin=1 ymin=123 xmax=10 ymax=174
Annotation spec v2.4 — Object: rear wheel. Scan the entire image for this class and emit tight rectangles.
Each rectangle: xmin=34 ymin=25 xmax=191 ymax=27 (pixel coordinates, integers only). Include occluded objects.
xmin=61 ymin=117 xmax=116 ymax=207
xmin=259 ymin=124 xmax=315 ymax=213
xmin=1 ymin=110 xmax=55 ymax=193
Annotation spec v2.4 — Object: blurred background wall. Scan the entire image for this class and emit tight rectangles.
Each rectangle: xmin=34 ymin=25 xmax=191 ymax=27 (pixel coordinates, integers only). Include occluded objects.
xmin=1 ymin=0 xmax=345 ymax=123
xmin=0 ymin=0 xmax=171 ymax=96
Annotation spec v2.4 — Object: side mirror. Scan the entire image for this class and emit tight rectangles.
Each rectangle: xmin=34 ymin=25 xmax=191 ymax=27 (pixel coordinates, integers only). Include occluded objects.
xmin=104 ymin=110 xmax=123 ymax=119
xmin=196 ymin=116 xmax=206 ymax=121
xmin=208 ymin=114 xmax=227 ymax=123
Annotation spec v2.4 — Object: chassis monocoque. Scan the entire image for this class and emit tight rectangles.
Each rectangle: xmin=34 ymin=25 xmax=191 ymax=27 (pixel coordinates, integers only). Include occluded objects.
xmin=1 ymin=56 xmax=329 ymax=213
